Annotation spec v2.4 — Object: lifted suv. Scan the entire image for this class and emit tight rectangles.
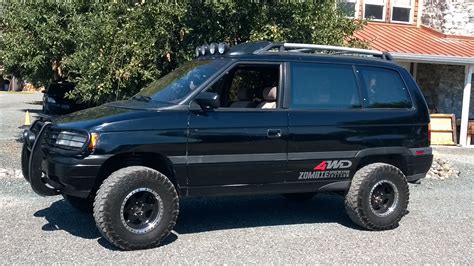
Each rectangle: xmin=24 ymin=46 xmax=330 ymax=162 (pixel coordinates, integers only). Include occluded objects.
xmin=22 ymin=42 xmax=432 ymax=250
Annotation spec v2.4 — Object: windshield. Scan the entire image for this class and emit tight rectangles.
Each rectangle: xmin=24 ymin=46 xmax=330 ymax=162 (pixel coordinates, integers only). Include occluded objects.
xmin=136 ymin=60 xmax=228 ymax=103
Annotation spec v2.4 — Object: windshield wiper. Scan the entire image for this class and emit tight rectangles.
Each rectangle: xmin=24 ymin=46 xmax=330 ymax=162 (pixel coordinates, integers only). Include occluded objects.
xmin=132 ymin=95 xmax=152 ymax=102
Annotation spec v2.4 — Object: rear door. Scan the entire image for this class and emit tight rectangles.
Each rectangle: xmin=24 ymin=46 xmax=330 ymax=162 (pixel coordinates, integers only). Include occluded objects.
xmin=187 ymin=62 xmax=288 ymax=187
xmin=286 ymin=62 xmax=418 ymax=184
xmin=286 ymin=62 xmax=362 ymax=183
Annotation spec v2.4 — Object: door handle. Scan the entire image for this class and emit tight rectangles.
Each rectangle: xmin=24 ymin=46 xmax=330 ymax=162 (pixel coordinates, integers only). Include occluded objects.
xmin=267 ymin=129 xmax=282 ymax=139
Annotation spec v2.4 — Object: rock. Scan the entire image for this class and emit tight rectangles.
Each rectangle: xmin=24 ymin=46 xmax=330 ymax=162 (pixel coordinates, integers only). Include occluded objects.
xmin=425 ymin=156 xmax=460 ymax=180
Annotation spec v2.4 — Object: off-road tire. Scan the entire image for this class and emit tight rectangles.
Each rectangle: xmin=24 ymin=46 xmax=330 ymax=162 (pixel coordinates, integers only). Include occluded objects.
xmin=345 ymin=163 xmax=409 ymax=230
xmin=93 ymin=166 xmax=179 ymax=250
xmin=282 ymin=192 xmax=316 ymax=201
xmin=63 ymin=194 xmax=93 ymax=213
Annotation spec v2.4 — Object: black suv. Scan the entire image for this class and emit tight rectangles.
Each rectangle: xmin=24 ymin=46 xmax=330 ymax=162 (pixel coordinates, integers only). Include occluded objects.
xmin=22 ymin=42 xmax=432 ymax=250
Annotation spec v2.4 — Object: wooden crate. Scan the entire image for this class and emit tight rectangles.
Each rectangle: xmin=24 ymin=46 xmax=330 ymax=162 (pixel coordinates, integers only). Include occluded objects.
xmin=430 ymin=114 xmax=457 ymax=145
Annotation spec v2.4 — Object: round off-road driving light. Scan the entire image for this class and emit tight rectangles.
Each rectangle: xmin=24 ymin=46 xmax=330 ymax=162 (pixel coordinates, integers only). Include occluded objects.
xmin=201 ymin=44 xmax=209 ymax=56
xmin=209 ymin=43 xmax=218 ymax=55
xmin=218 ymin=43 xmax=228 ymax=54
xmin=195 ymin=46 xmax=201 ymax=57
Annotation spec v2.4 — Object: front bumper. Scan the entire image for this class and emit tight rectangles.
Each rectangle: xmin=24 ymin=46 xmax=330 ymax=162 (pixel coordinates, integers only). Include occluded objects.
xmin=21 ymin=121 xmax=108 ymax=198
xmin=41 ymin=154 xmax=108 ymax=197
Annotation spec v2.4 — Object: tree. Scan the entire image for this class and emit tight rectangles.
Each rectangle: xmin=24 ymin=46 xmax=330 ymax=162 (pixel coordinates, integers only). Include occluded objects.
xmin=1 ymin=1 xmax=366 ymax=105
xmin=0 ymin=2 xmax=78 ymax=87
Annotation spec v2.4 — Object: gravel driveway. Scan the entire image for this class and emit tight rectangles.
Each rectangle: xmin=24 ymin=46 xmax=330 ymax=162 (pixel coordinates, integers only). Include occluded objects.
xmin=0 ymin=150 xmax=472 ymax=264
xmin=0 ymin=92 xmax=43 ymax=169
xmin=0 ymin=94 xmax=472 ymax=264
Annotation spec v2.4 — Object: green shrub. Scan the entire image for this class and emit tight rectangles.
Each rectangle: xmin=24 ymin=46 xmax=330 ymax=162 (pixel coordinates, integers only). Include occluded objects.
xmin=1 ymin=1 xmax=365 ymax=105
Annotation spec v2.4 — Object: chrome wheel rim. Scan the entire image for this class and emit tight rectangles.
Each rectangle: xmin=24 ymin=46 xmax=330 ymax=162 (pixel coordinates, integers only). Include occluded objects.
xmin=120 ymin=188 xmax=163 ymax=234
xmin=369 ymin=180 xmax=399 ymax=217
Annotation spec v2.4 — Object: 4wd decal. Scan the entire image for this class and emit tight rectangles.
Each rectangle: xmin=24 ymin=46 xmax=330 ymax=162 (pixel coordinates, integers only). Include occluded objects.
xmin=299 ymin=160 xmax=352 ymax=180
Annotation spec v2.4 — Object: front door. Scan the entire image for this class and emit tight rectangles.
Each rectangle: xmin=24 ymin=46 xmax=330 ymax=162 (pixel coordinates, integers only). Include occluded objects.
xmin=187 ymin=62 xmax=288 ymax=187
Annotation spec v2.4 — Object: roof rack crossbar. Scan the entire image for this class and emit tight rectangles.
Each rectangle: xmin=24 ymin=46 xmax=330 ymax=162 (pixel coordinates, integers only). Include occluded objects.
xmin=257 ymin=42 xmax=392 ymax=60
xmin=283 ymin=43 xmax=383 ymax=56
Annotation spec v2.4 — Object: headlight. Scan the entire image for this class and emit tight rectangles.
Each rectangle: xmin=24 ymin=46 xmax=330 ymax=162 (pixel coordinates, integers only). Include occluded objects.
xmin=55 ymin=131 xmax=88 ymax=149
xmin=47 ymin=97 xmax=56 ymax=103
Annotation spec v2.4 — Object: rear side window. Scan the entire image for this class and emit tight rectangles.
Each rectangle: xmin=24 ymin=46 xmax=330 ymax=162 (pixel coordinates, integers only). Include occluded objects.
xmin=358 ymin=66 xmax=412 ymax=108
xmin=290 ymin=63 xmax=361 ymax=109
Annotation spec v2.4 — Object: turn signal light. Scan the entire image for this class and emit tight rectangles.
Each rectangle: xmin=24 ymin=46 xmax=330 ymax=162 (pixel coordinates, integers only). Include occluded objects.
xmin=88 ymin=132 xmax=99 ymax=151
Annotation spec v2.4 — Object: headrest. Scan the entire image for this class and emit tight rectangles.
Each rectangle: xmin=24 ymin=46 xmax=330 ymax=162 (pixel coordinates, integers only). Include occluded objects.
xmin=262 ymin=86 xmax=277 ymax=101
xmin=237 ymin=87 xmax=251 ymax=101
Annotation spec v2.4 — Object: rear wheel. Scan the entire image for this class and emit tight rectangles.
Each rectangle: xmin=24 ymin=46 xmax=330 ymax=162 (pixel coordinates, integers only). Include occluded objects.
xmin=345 ymin=163 xmax=409 ymax=230
xmin=93 ymin=166 xmax=179 ymax=250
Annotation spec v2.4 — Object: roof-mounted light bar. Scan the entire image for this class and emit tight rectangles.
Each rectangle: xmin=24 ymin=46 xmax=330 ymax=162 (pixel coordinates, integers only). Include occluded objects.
xmin=195 ymin=42 xmax=229 ymax=58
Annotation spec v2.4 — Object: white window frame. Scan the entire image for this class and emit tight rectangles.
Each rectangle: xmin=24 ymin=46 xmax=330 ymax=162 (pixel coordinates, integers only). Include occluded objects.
xmin=363 ymin=0 xmax=386 ymax=21
xmin=391 ymin=0 xmax=413 ymax=23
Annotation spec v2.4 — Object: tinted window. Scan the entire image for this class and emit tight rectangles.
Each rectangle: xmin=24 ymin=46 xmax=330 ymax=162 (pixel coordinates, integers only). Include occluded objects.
xmin=290 ymin=63 xmax=361 ymax=109
xmin=359 ymin=67 xmax=412 ymax=108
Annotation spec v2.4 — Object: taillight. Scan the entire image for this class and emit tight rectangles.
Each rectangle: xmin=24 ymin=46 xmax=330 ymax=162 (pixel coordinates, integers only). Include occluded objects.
xmin=428 ymin=123 xmax=431 ymax=146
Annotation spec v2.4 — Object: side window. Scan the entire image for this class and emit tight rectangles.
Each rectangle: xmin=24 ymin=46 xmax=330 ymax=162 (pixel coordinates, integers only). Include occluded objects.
xmin=358 ymin=66 xmax=412 ymax=108
xmin=290 ymin=63 xmax=361 ymax=109
xmin=207 ymin=64 xmax=280 ymax=109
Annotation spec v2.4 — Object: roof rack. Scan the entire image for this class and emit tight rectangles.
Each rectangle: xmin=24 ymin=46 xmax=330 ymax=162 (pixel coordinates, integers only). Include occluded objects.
xmin=256 ymin=42 xmax=393 ymax=61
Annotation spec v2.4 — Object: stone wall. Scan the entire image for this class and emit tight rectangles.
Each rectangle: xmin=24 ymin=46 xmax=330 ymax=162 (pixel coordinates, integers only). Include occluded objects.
xmin=422 ymin=0 xmax=474 ymax=36
xmin=416 ymin=63 xmax=474 ymax=119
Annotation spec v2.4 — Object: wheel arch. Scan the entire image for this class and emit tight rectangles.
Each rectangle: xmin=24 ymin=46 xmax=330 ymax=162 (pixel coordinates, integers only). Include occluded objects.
xmin=93 ymin=152 xmax=179 ymax=196
xmin=355 ymin=153 xmax=408 ymax=176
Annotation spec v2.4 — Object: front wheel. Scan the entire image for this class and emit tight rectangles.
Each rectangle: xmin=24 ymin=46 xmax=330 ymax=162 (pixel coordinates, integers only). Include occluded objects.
xmin=93 ymin=166 xmax=179 ymax=250
xmin=344 ymin=163 xmax=409 ymax=230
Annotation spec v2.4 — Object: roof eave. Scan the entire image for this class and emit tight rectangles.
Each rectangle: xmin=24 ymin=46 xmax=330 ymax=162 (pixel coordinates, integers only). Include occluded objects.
xmin=391 ymin=52 xmax=474 ymax=65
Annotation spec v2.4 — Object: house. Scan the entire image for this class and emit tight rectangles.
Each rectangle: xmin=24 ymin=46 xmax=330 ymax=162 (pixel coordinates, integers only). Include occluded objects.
xmin=343 ymin=0 xmax=474 ymax=146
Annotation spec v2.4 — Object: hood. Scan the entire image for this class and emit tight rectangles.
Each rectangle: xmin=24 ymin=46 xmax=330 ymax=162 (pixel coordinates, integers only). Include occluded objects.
xmin=53 ymin=100 xmax=182 ymax=132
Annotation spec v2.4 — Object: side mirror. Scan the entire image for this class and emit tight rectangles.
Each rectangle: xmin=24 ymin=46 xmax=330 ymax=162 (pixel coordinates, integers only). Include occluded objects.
xmin=194 ymin=92 xmax=220 ymax=110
